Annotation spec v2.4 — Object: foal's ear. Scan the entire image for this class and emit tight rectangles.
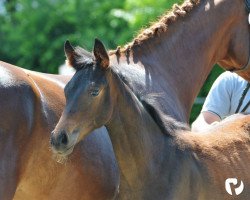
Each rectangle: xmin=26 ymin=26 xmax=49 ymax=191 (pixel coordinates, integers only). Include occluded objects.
xmin=93 ymin=38 xmax=110 ymax=69
xmin=64 ymin=40 xmax=76 ymax=67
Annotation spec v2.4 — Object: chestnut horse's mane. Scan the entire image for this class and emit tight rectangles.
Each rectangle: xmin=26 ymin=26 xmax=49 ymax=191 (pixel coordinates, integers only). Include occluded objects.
xmin=110 ymin=0 xmax=201 ymax=55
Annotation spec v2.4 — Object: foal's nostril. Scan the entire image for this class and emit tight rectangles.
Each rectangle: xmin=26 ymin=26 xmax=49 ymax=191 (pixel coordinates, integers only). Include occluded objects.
xmin=59 ymin=131 xmax=68 ymax=145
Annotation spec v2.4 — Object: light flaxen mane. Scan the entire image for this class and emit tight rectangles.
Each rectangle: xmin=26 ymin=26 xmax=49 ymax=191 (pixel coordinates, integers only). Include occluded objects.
xmin=111 ymin=0 xmax=201 ymax=55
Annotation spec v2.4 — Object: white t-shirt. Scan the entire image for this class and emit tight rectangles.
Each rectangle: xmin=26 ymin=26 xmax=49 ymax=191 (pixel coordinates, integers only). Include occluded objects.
xmin=202 ymin=71 xmax=250 ymax=119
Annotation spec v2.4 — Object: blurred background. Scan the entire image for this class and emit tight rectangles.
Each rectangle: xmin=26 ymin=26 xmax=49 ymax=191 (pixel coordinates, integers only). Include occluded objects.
xmin=0 ymin=0 xmax=224 ymax=123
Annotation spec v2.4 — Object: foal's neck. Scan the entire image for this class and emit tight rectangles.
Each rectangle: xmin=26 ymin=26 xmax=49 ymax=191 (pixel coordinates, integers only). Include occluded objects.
xmin=105 ymin=74 xmax=182 ymax=197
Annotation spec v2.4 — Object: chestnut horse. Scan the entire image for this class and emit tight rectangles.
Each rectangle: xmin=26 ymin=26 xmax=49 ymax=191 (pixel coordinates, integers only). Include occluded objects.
xmin=0 ymin=61 xmax=119 ymax=200
xmin=51 ymin=0 xmax=250 ymax=198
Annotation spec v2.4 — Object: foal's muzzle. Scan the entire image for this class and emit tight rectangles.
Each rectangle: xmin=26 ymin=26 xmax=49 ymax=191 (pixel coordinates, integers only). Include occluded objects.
xmin=50 ymin=130 xmax=70 ymax=153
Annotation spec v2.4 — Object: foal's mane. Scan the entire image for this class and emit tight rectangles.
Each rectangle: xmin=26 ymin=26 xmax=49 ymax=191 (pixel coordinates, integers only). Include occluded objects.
xmin=139 ymin=94 xmax=189 ymax=136
xmin=114 ymin=69 xmax=189 ymax=136
xmin=110 ymin=0 xmax=200 ymax=55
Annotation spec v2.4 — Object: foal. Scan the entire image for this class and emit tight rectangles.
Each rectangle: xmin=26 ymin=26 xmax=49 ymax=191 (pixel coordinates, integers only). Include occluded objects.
xmin=51 ymin=40 xmax=250 ymax=199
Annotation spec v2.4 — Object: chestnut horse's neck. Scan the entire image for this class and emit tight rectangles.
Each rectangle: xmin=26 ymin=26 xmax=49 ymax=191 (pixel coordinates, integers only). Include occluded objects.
xmin=111 ymin=0 xmax=249 ymax=122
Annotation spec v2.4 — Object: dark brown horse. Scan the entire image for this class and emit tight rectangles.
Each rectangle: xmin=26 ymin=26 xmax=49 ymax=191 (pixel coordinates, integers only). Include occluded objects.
xmin=50 ymin=40 xmax=250 ymax=199
xmin=51 ymin=0 xmax=250 ymax=198
xmin=0 ymin=61 xmax=119 ymax=200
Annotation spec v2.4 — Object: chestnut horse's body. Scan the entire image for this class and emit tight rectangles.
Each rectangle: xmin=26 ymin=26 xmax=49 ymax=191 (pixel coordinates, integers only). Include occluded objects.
xmin=0 ymin=61 xmax=119 ymax=200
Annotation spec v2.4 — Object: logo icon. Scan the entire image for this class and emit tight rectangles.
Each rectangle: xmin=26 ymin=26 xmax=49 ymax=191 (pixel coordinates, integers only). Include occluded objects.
xmin=225 ymin=178 xmax=244 ymax=195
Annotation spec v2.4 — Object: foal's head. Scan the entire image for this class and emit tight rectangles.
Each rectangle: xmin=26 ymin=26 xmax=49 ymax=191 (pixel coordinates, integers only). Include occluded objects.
xmin=51 ymin=39 xmax=115 ymax=156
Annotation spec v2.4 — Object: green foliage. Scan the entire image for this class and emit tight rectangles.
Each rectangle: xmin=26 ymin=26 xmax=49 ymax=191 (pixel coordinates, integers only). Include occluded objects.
xmin=113 ymin=0 xmax=180 ymax=44
xmin=0 ymin=0 xmax=222 ymax=123
xmin=0 ymin=0 xmax=127 ymax=73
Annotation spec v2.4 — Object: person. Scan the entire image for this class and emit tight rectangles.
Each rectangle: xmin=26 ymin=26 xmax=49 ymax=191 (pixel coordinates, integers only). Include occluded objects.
xmin=191 ymin=71 xmax=250 ymax=132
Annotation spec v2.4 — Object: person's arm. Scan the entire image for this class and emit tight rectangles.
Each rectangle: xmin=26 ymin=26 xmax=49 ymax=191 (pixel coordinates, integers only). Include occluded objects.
xmin=191 ymin=72 xmax=235 ymax=132
xmin=191 ymin=111 xmax=221 ymax=132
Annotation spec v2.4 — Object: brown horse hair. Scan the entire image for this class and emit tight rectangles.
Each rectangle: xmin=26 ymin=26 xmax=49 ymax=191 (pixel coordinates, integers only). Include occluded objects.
xmin=109 ymin=0 xmax=201 ymax=56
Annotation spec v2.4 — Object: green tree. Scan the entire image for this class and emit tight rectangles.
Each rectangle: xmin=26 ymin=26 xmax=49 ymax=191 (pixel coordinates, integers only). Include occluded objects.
xmin=0 ymin=0 xmax=128 ymax=73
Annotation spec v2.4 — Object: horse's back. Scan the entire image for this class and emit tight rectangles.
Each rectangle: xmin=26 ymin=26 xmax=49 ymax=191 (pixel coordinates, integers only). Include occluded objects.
xmin=0 ymin=61 xmax=119 ymax=200
xmin=179 ymin=114 xmax=250 ymax=199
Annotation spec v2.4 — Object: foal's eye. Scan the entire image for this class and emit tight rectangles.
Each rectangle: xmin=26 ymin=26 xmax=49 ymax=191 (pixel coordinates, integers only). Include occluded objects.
xmin=90 ymin=88 xmax=100 ymax=97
